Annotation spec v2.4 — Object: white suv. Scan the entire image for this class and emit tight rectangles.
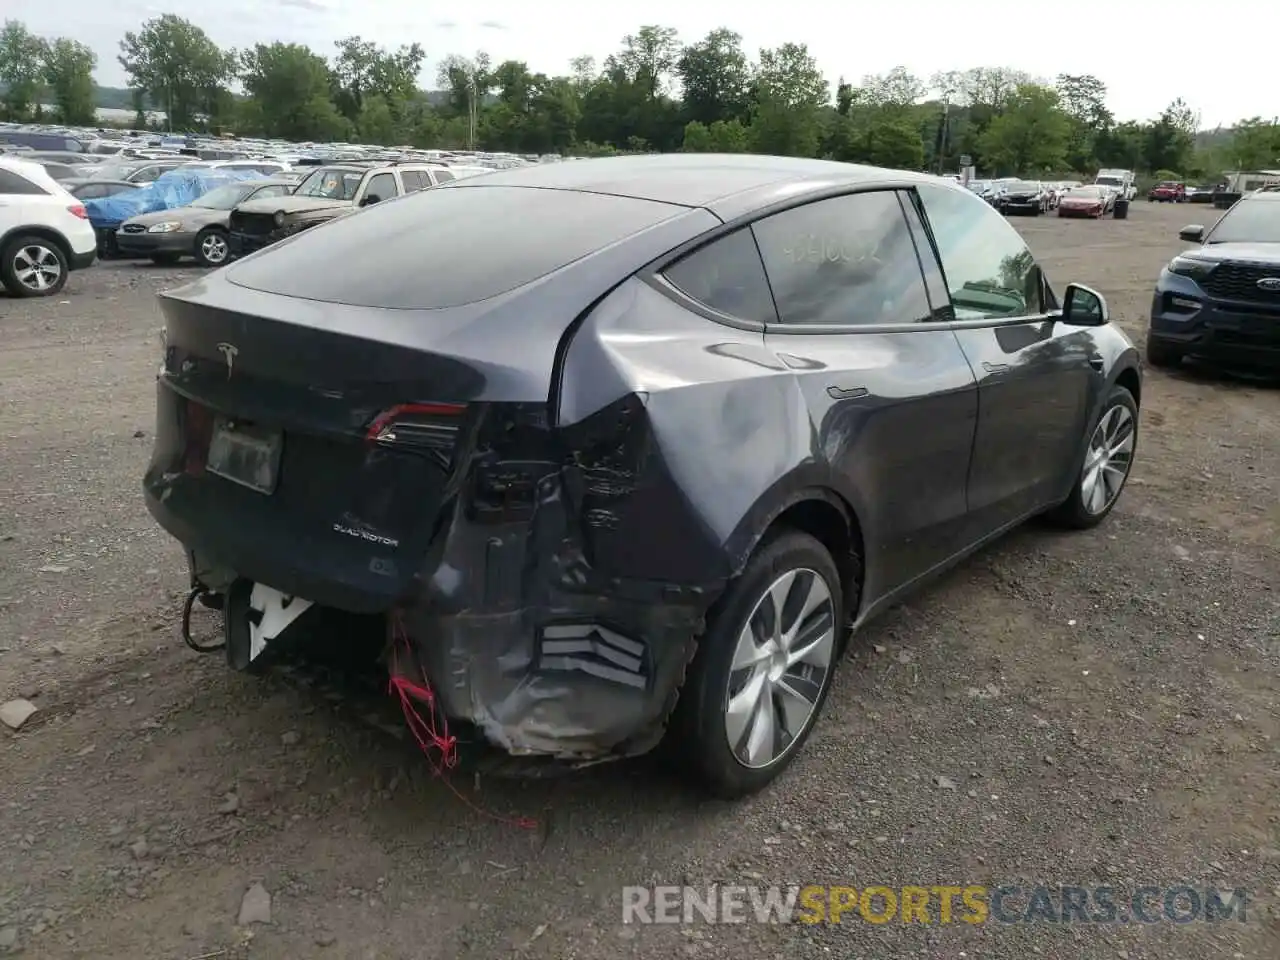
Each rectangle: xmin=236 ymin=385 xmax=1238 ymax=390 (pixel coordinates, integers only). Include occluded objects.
xmin=0 ymin=155 xmax=98 ymax=297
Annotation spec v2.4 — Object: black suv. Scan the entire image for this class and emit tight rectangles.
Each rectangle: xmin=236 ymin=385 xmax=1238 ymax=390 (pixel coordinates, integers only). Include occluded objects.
xmin=1148 ymin=191 xmax=1280 ymax=370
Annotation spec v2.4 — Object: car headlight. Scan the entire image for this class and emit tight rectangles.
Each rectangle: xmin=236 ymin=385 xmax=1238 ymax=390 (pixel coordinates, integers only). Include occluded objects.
xmin=147 ymin=221 xmax=183 ymax=233
xmin=273 ymin=211 xmax=285 ymax=227
xmin=1168 ymin=256 xmax=1215 ymax=281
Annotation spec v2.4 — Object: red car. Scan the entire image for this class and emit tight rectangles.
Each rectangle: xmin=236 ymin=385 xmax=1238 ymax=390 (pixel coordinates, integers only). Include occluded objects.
xmin=1057 ymin=186 xmax=1112 ymax=218
xmin=1148 ymin=181 xmax=1185 ymax=202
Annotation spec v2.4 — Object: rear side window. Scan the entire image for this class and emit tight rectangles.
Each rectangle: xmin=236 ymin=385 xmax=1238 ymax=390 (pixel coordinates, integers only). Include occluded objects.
xmin=753 ymin=190 xmax=932 ymax=326
xmin=433 ymin=169 xmax=455 ymax=183
xmin=662 ymin=228 xmax=777 ymax=324
xmin=400 ymin=170 xmax=426 ymax=191
xmin=226 ymin=186 xmax=680 ymax=309
xmin=0 ymin=169 xmax=47 ymax=195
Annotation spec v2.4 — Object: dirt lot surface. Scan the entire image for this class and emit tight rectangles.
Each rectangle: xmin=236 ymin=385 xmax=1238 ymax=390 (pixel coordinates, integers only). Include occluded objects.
xmin=1 ymin=201 xmax=1277 ymax=960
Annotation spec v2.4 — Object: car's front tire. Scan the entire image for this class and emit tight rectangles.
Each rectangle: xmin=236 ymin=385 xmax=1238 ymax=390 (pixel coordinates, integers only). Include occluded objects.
xmin=195 ymin=227 xmax=230 ymax=268
xmin=669 ymin=530 xmax=844 ymax=799
xmin=1 ymin=234 xmax=69 ymax=297
xmin=1046 ymin=385 xmax=1138 ymax=530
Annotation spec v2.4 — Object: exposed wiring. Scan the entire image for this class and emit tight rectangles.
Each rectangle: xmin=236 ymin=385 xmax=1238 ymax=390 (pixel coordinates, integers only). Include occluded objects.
xmin=181 ymin=585 xmax=225 ymax=653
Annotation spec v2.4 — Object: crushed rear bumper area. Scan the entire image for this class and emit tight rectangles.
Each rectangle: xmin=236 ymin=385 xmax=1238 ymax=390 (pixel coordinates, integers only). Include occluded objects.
xmin=149 ymin=392 xmax=721 ymax=763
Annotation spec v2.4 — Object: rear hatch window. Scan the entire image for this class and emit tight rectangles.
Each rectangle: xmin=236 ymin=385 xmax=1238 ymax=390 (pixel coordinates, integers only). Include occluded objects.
xmin=225 ymin=186 xmax=680 ymax=309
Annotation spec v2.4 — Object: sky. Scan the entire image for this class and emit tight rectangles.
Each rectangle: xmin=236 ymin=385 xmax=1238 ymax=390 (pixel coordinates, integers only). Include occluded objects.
xmin=8 ymin=0 xmax=1277 ymax=129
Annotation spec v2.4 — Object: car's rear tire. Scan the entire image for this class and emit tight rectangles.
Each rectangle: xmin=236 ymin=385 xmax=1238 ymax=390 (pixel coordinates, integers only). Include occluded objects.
xmin=1046 ymin=385 xmax=1138 ymax=530
xmin=1145 ymin=333 xmax=1184 ymax=369
xmin=195 ymin=227 xmax=230 ymax=268
xmin=1 ymin=234 xmax=69 ymax=297
xmin=668 ymin=530 xmax=845 ymax=799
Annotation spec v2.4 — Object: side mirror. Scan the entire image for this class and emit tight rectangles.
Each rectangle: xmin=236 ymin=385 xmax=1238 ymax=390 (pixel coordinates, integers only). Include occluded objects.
xmin=360 ymin=194 xmax=381 ymax=207
xmin=1179 ymin=224 xmax=1204 ymax=242
xmin=1061 ymin=282 xmax=1109 ymax=326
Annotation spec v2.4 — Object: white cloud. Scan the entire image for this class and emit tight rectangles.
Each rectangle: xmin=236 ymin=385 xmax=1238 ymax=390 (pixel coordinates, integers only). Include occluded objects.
xmin=7 ymin=0 xmax=1271 ymax=127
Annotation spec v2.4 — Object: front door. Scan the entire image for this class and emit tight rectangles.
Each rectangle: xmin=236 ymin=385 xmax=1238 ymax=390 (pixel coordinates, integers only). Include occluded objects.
xmin=914 ymin=182 xmax=1097 ymax=534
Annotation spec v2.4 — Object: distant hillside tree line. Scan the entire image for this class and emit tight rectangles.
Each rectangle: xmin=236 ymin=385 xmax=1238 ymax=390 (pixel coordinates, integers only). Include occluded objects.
xmin=1 ymin=15 xmax=1278 ymax=178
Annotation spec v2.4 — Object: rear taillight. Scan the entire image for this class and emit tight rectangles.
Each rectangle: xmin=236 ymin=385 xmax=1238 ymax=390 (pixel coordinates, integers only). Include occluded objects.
xmin=366 ymin=402 xmax=466 ymax=454
xmin=67 ymin=204 xmax=88 ymax=220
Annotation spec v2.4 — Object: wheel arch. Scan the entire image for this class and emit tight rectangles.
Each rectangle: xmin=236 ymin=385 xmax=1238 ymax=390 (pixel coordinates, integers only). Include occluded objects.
xmin=1114 ymin=362 xmax=1141 ymax=408
xmin=729 ymin=481 xmax=867 ymax=626
xmin=0 ymin=225 xmax=72 ymax=264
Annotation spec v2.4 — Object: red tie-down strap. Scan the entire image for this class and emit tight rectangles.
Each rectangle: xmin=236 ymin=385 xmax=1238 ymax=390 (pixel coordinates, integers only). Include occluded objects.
xmin=387 ymin=612 xmax=537 ymax=830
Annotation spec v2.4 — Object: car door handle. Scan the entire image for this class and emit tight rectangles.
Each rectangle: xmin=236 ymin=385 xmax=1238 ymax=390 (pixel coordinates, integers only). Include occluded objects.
xmin=1088 ymin=356 xmax=1104 ymax=371
xmin=826 ymin=385 xmax=869 ymax=400
xmin=981 ymin=361 xmax=1010 ymax=374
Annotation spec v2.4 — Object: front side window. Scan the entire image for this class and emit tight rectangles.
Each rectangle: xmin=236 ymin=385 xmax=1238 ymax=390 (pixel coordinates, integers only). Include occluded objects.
xmin=296 ymin=168 xmax=363 ymax=199
xmin=916 ymin=182 xmax=1044 ymax=320
xmin=752 ymin=190 xmax=932 ymax=326
xmin=364 ymin=172 xmax=396 ymax=201
xmin=662 ymin=228 xmax=778 ymax=325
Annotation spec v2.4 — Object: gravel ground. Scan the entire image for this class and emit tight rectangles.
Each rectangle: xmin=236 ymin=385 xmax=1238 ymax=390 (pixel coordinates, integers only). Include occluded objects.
xmin=1 ymin=201 xmax=1277 ymax=960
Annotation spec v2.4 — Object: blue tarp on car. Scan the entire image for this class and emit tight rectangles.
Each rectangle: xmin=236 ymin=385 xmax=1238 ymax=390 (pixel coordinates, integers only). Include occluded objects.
xmin=84 ymin=168 xmax=266 ymax=228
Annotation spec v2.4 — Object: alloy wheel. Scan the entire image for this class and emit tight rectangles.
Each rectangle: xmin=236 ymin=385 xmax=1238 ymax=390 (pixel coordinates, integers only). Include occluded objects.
xmin=1081 ymin=404 xmax=1135 ymax=515
xmin=13 ymin=244 xmax=62 ymax=292
xmin=201 ymin=233 xmax=229 ymax=265
xmin=723 ymin=568 xmax=836 ymax=769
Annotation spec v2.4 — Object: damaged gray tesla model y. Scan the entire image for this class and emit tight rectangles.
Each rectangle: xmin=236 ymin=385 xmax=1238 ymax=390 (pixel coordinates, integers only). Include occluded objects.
xmin=144 ymin=154 xmax=1142 ymax=799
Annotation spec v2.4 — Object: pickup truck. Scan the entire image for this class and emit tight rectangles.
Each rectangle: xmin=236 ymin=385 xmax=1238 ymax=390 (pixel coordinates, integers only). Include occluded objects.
xmin=228 ymin=162 xmax=465 ymax=257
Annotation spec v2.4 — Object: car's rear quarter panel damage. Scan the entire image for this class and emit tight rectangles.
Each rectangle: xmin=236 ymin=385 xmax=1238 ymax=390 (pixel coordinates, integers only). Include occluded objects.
xmin=404 ymin=279 xmax=813 ymax=761
xmin=403 ymin=396 xmax=713 ymax=760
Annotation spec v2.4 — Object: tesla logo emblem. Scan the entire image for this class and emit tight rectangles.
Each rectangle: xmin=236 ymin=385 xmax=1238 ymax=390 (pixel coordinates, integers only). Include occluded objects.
xmin=216 ymin=342 xmax=238 ymax=379
xmin=1257 ymin=277 xmax=1280 ymax=292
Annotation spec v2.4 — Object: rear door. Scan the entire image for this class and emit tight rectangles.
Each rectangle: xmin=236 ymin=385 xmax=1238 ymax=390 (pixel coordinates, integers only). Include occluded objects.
xmin=913 ymin=181 xmax=1099 ymax=536
xmin=750 ymin=189 xmax=979 ymax=598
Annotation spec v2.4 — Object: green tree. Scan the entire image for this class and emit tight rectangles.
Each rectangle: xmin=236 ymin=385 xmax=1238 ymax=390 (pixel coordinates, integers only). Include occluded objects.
xmin=241 ymin=43 xmax=346 ymax=141
xmin=331 ymin=35 xmax=425 ymax=136
xmin=0 ymin=20 xmax=47 ymax=120
xmin=1142 ymin=98 xmax=1197 ymax=173
xmin=676 ymin=28 xmax=751 ymax=126
xmin=681 ymin=118 xmax=749 ymax=152
xmin=1055 ymin=74 xmax=1112 ymax=171
xmin=486 ymin=63 xmax=579 ymax=154
xmin=357 ymin=93 xmax=397 ymax=143
xmin=977 ymin=83 xmax=1070 ymax=173
xmin=579 ymin=30 xmax=684 ymax=152
xmin=750 ymin=42 xmax=828 ymax=157
xmin=118 ymin=14 xmax=232 ymax=129
xmin=1224 ymin=117 xmax=1280 ymax=169
xmin=612 ymin=25 xmax=681 ymax=99
xmin=41 ymin=37 xmax=96 ymax=124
